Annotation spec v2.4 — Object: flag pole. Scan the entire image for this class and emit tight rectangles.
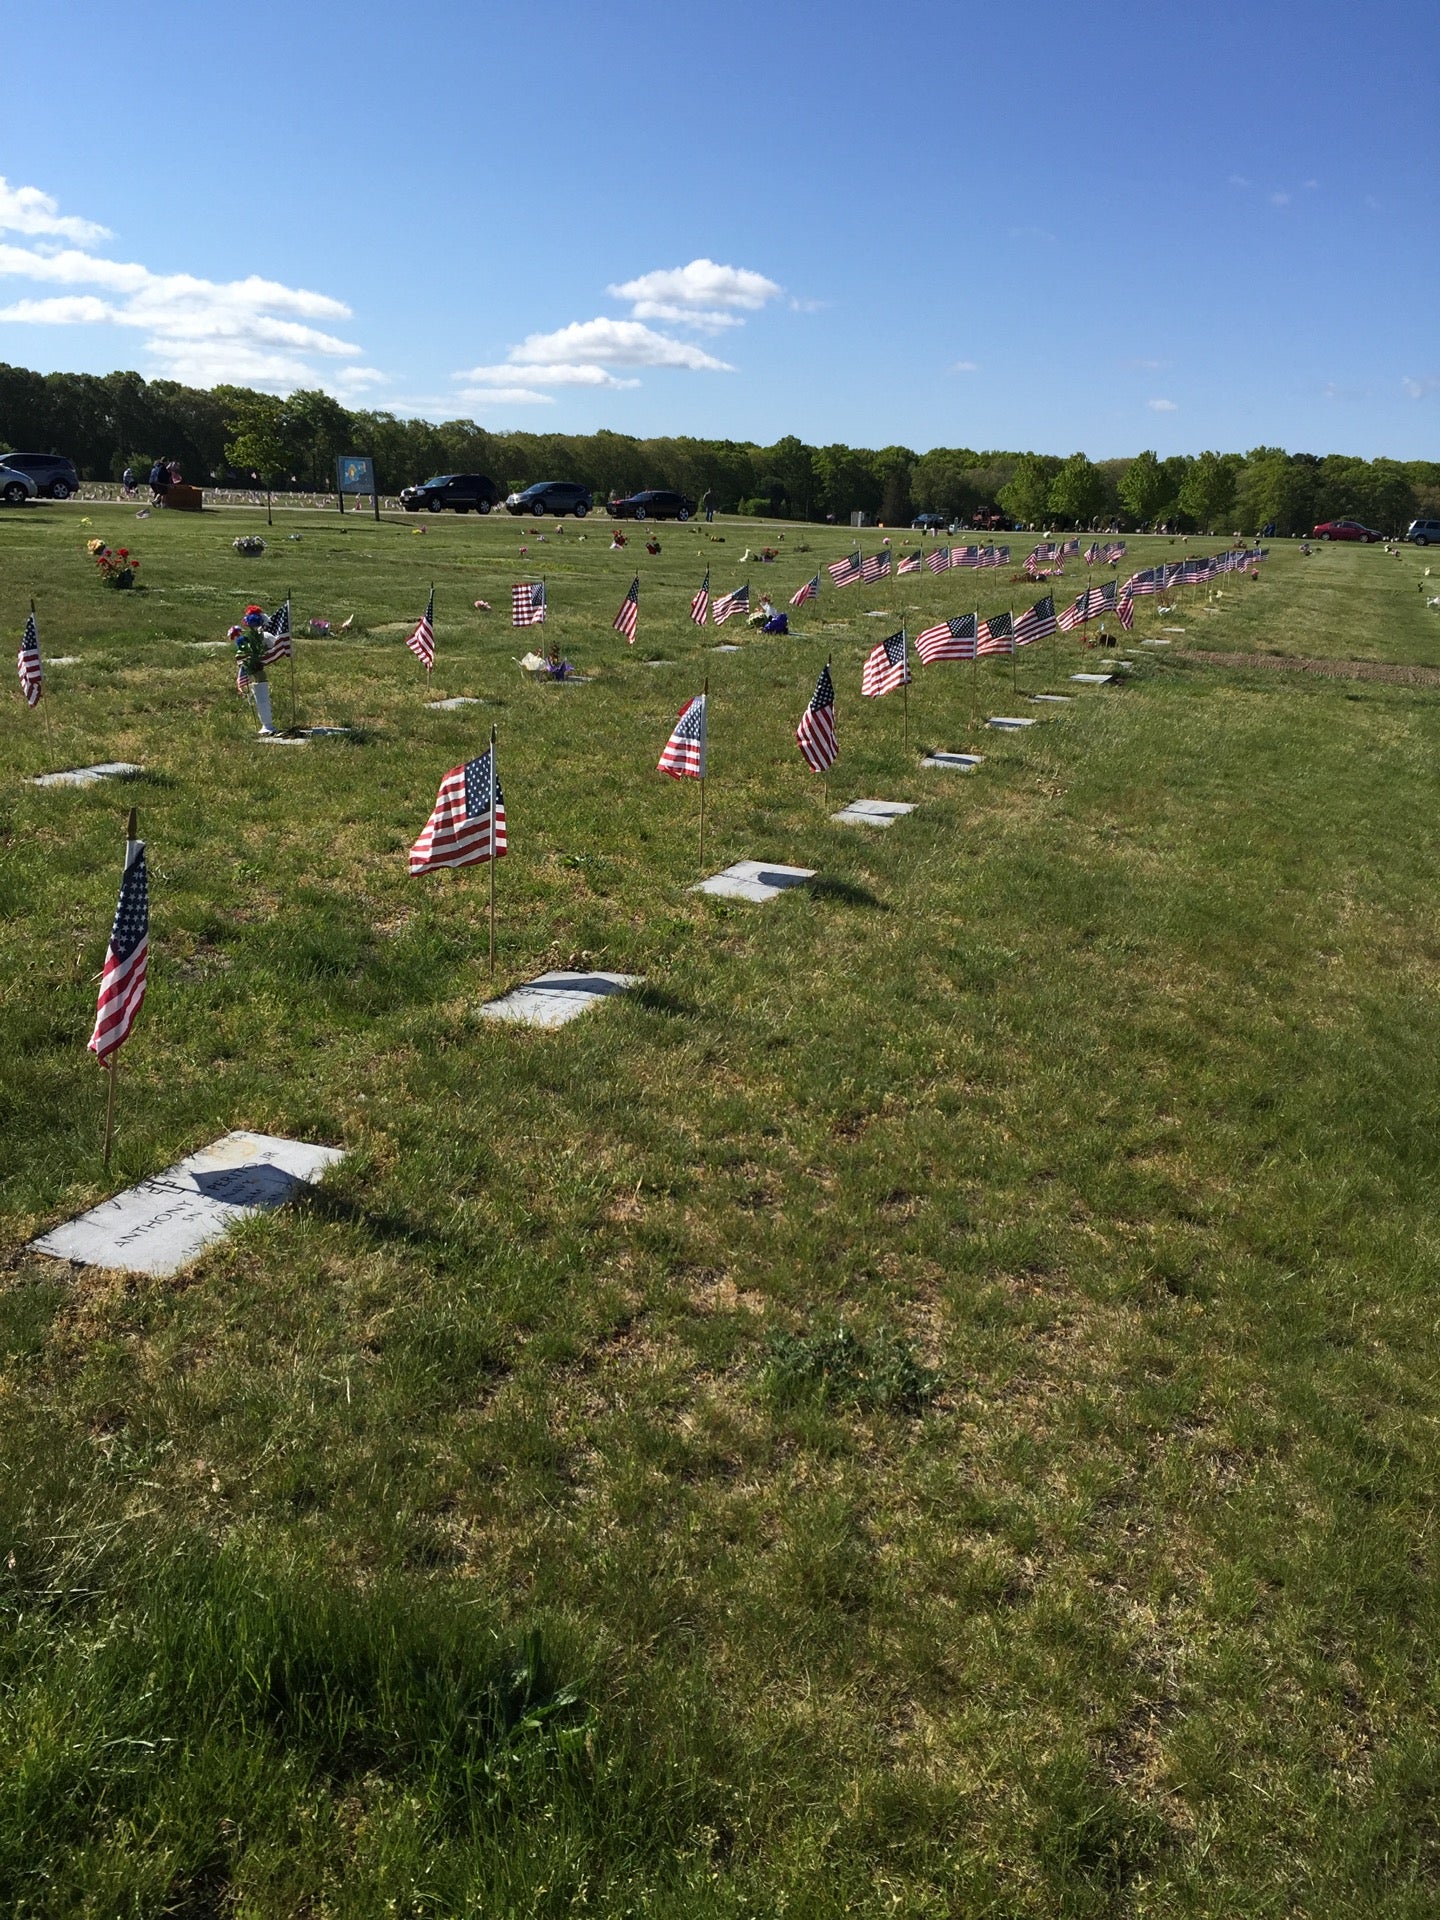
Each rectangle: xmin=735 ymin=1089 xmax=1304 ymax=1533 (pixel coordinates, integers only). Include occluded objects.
xmin=287 ymin=586 xmax=297 ymax=731
xmin=102 ymin=803 xmax=137 ymax=1172
xmin=902 ymin=625 xmax=909 ymax=751
xmin=488 ymin=723 xmax=497 ymax=977
xmin=823 ymin=655 xmax=831 ymax=809
xmin=1010 ymin=604 xmax=1018 ymax=696
xmin=699 ymin=676 xmax=709 ymax=872
xmin=33 ymin=599 xmax=55 ymax=763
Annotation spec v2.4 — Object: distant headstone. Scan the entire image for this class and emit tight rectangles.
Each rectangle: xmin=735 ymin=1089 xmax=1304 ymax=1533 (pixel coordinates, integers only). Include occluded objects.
xmin=986 ymin=716 xmax=1037 ymax=731
xmin=710 ymin=644 xmax=742 ymax=653
xmin=1070 ymin=673 xmax=1114 ymax=685
xmin=47 ymin=656 xmax=81 ymax=667
xmin=1030 ymin=693 xmax=1073 ymax=703
xmin=479 ymin=970 xmax=641 ymax=1029
xmin=693 ymin=860 xmax=815 ymax=903
xmin=28 ymin=1130 xmax=345 ymax=1278
xmin=1140 ymin=637 xmax=1171 ymax=646
xmin=921 ymin=751 xmax=983 ymax=771
xmin=33 ymin=762 xmax=143 ymax=788
xmin=427 ymin=696 xmax=483 ymax=709
xmin=830 ymin=799 xmax=916 ymax=828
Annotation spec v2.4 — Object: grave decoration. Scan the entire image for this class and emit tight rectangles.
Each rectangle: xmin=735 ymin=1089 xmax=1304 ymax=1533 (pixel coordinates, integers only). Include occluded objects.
xmin=231 ymin=605 xmax=275 ymax=733
xmin=232 ymin=534 xmax=266 ymax=556
xmin=88 ymin=540 xmax=138 ymax=589
xmin=409 ymin=726 xmax=506 ymax=975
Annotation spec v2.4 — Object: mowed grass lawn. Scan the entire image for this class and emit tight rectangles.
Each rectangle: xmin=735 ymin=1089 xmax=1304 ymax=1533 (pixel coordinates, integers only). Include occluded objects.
xmin=3 ymin=502 xmax=1440 ymax=1916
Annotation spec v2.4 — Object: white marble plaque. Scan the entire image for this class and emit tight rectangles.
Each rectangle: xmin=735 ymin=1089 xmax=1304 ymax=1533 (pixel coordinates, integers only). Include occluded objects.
xmin=830 ymin=799 xmax=915 ymax=828
xmin=1030 ymin=693 xmax=1073 ymax=704
xmin=28 ymin=1131 xmax=346 ymax=1278
xmin=48 ymin=656 xmax=81 ymax=667
xmin=692 ymin=860 xmax=815 ymax=903
xmin=709 ymin=644 xmax=742 ymax=653
xmin=1140 ymin=637 xmax=1171 ymax=646
xmin=427 ymin=696 xmax=483 ymax=709
xmin=479 ymin=970 xmax=642 ymax=1029
xmin=33 ymin=762 xmax=143 ymax=788
xmin=986 ymin=716 xmax=1037 ymax=730
xmin=1070 ymin=673 xmax=1114 ymax=685
xmin=921 ymin=752 xmax=983 ymax=771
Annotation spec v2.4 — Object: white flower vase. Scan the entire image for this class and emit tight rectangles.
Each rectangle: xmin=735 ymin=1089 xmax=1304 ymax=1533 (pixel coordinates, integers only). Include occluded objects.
xmin=252 ymin=679 xmax=275 ymax=734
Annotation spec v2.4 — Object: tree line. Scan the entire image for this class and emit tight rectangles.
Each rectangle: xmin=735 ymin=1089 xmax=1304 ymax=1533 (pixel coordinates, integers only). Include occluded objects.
xmin=2 ymin=361 xmax=1436 ymax=535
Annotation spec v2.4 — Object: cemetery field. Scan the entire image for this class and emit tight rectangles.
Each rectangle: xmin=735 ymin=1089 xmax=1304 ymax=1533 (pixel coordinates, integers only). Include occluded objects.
xmin=4 ymin=503 xmax=1440 ymax=1916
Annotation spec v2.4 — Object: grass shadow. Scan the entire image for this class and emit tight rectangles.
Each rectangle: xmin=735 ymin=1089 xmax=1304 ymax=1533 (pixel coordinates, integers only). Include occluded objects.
xmin=808 ymin=875 xmax=886 ymax=910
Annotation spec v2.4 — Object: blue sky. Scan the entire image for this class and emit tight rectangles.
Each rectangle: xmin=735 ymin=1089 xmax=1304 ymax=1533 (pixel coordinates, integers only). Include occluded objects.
xmin=2 ymin=0 xmax=1436 ymax=458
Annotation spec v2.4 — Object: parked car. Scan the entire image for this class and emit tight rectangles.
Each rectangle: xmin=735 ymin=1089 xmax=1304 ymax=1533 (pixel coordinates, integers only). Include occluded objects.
xmin=0 ymin=461 xmax=39 ymax=506
xmin=912 ymin=512 xmax=947 ymax=532
xmin=1405 ymin=518 xmax=1440 ymax=547
xmin=505 ymin=481 xmax=593 ymax=517
xmin=1312 ymin=519 xmax=1383 ymax=542
xmin=607 ymin=489 xmax=695 ymax=521
xmin=0 ymin=451 xmax=80 ymax=499
xmin=400 ymin=474 xmax=500 ymax=514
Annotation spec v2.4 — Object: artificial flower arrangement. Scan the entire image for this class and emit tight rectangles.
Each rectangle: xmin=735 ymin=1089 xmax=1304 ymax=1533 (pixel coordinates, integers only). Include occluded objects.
xmin=232 ymin=534 xmax=266 ymax=556
xmin=231 ymin=604 xmax=276 ymax=732
xmin=87 ymin=539 xmax=139 ymax=588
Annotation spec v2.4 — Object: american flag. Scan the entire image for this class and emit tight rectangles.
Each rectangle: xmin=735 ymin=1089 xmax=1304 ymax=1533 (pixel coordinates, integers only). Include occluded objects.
xmin=613 ymin=575 xmax=639 ymax=644
xmin=977 ymin=610 xmax=1014 ymax=656
xmin=896 ymin=550 xmax=923 ymax=575
xmin=796 ymin=661 xmax=838 ymax=772
xmin=512 ymin=580 xmax=546 ymax=627
xmin=1013 ymin=596 xmax=1058 ymax=645
xmin=1096 ymin=579 xmax=1117 ymax=613
xmin=995 ymin=545 xmax=1011 ymax=565
xmin=861 ymin=548 xmax=891 ymax=583
xmin=690 ymin=571 xmax=711 ymax=624
xmin=1061 ymin=538 xmax=1081 ymax=555
xmin=951 ymin=545 xmax=981 ymax=569
xmin=1117 ymin=594 xmax=1135 ymax=631
xmin=409 ymin=747 xmax=506 ymax=873
xmin=657 ymin=694 xmax=706 ymax=778
xmin=406 ymin=588 xmax=436 ymax=668
xmin=1056 ymin=591 xmax=1087 ymax=632
xmin=977 ymin=545 xmax=999 ymax=568
xmin=790 ymin=572 xmax=819 ymax=607
xmin=1178 ymin=557 xmax=1211 ymax=585
xmin=915 ymin=613 xmax=977 ymax=664
xmin=1083 ymin=543 xmax=1101 ymax=566
xmin=712 ymin=582 xmax=749 ymax=625
xmin=1028 ymin=543 xmax=1056 ymax=566
xmin=861 ymin=628 xmax=911 ymax=698
xmin=1121 ymin=567 xmax=1160 ymax=596
xmin=926 ymin=546 xmax=951 ymax=574
xmin=17 ymin=609 xmax=42 ymax=707
xmin=828 ymin=552 xmax=862 ymax=588
xmin=1104 ymin=541 xmax=1127 ymax=563
xmin=260 ymin=597 xmax=293 ymax=664
xmin=88 ymin=838 xmax=148 ymax=1062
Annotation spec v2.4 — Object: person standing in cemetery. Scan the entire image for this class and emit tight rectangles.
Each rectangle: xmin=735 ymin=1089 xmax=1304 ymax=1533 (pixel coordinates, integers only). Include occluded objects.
xmin=149 ymin=459 xmax=170 ymax=507
xmin=703 ymin=487 xmax=715 ymax=522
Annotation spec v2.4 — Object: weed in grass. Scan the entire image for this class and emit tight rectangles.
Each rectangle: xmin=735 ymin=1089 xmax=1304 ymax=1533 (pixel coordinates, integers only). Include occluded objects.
xmin=761 ymin=1321 xmax=938 ymax=1413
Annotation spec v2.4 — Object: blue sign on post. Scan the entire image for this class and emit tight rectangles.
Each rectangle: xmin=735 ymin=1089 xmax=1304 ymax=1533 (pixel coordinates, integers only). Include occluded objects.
xmin=337 ymin=454 xmax=378 ymax=519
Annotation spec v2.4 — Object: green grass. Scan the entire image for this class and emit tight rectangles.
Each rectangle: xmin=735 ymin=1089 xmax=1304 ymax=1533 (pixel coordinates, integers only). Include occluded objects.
xmin=3 ymin=501 xmax=1440 ymax=1914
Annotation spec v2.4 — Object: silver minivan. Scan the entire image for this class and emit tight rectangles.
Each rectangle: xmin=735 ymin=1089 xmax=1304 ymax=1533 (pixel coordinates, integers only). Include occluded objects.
xmin=1406 ymin=519 xmax=1440 ymax=547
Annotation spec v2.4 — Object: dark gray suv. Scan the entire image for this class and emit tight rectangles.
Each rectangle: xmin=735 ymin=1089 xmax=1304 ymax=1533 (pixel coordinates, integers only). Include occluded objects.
xmin=1406 ymin=519 xmax=1440 ymax=547
xmin=1 ymin=452 xmax=80 ymax=499
xmin=505 ymin=481 xmax=592 ymax=517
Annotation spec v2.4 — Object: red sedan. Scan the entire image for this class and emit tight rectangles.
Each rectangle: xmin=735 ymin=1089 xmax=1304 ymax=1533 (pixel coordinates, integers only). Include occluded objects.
xmin=1313 ymin=519 xmax=1383 ymax=542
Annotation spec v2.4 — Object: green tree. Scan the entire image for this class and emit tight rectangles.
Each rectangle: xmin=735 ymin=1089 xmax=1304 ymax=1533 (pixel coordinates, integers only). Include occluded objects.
xmin=1047 ymin=452 xmax=1104 ymax=529
xmin=1177 ymin=451 xmax=1240 ymax=532
xmin=280 ymin=389 xmax=356 ymax=493
xmin=1117 ymin=450 xmax=1168 ymax=527
xmin=223 ymin=392 xmax=288 ymax=525
xmin=998 ymin=453 xmax=1060 ymax=528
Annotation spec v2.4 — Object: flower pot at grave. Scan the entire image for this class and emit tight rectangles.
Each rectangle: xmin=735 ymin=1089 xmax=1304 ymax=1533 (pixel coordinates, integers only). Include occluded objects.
xmin=252 ymin=680 xmax=275 ymax=733
xmin=112 ymin=570 xmax=134 ymax=589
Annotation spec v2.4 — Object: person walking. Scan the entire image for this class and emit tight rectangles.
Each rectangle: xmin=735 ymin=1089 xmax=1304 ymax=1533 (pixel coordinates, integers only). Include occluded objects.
xmin=149 ymin=459 xmax=171 ymax=507
xmin=702 ymin=487 xmax=714 ymax=523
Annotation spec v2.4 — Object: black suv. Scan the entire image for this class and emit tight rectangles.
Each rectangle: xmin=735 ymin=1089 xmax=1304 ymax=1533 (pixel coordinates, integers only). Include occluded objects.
xmin=400 ymin=473 xmax=500 ymax=513
xmin=2 ymin=452 xmax=80 ymax=499
xmin=505 ymin=481 xmax=592 ymax=517
xmin=607 ymin=488 xmax=695 ymax=521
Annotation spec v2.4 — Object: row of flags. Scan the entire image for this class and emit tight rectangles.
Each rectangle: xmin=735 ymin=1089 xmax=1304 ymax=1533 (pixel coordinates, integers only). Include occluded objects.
xmin=828 ymin=543 xmax=1013 ymax=588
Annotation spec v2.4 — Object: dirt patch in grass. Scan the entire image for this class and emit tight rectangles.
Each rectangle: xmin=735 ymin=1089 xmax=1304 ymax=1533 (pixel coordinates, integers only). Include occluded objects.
xmin=1178 ymin=649 xmax=1440 ymax=686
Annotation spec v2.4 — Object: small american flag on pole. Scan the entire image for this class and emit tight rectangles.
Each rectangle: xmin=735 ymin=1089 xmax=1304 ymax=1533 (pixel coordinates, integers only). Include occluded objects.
xmin=657 ymin=694 xmax=706 ymax=778
xmin=896 ymin=550 xmax=923 ymax=575
xmin=17 ymin=609 xmax=42 ymax=707
xmin=951 ymin=546 xmax=981 ymax=569
xmin=1056 ymin=591 xmax=1087 ymax=633
xmin=790 ymin=572 xmax=819 ymax=607
xmin=409 ymin=747 xmax=506 ymax=873
xmin=712 ymin=582 xmax=749 ymax=626
xmin=915 ymin=614 xmax=977 ymax=664
xmin=260 ymin=598 xmax=293 ymax=664
xmin=1083 ymin=543 xmax=1101 ymax=566
xmin=1105 ymin=541 xmax=1127 ymax=564
xmin=796 ymin=661 xmax=838 ymax=772
xmin=861 ymin=548 xmax=891 ymax=583
xmin=1117 ymin=594 xmax=1135 ymax=631
xmin=976 ymin=611 xmax=1014 ymax=656
xmin=88 ymin=838 xmax=148 ymax=1063
xmin=926 ymin=547 xmax=951 ymax=574
xmin=512 ymin=581 xmax=546 ymax=627
xmin=1013 ymin=596 xmax=1058 ymax=644
xmin=690 ymin=571 xmax=710 ymax=625
xmin=406 ymin=588 xmax=436 ymax=668
xmin=828 ymin=552 xmax=862 ymax=588
xmin=861 ymin=629 xmax=911 ymax=698
xmin=613 ymin=575 xmax=639 ymax=644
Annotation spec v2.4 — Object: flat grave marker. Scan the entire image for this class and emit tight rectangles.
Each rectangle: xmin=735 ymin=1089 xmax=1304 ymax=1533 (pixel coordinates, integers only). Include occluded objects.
xmin=1070 ymin=672 xmax=1114 ymax=685
xmin=692 ymin=860 xmax=815 ymax=903
xmin=33 ymin=762 xmax=143 ymax=788
xmin=986 ymin=715 xmax=1038 ymax=731
xmin=28 ymin=1130 xmax=346 ymax=1279
xmin=709 ymin=644 xmax=742 ymax=653
xmin=921 ymin=751 xmax=983 ymax=771
xmin=48 ymin=656 xmax=81 ymax=667
xmin=831 ymin=799 xmax=916 ymax=828
xmin=1030 ymin=693 xmax=1073 ymax=704
xmin=479 ymin=970 xmax=642 ymax=1029
xmin=427 ymin=696 xmax=483 ymax=709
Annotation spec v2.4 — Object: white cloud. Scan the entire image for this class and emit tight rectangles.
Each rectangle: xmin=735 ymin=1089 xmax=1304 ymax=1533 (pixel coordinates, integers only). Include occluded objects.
xmin=1228 ymin=173 xmax=1251 ymax=188
xmin=1147 ymin=398 xmax=1179 ymax=412
xmin=1402 ymin=375 xmax=1437 ymax=400
xmin=457 ymin=359 xmax=640 ymax=390
xmin=0 ymin=182 xmax=362 ymax=390
xmin=950 ymin=360 xmax=979 ymax=373
xmin=456 ymin=385 xmax=557 ymax=408
xmin=0 ymin=177 xmax=109 ymax=245
xmin=331 ymin=365 xmax=389 ymax=393
xmin=1269 ymin=191 xmax=1291 ymax=208
xmin=508 ymin=317 xmax=733 ymax=372
xmin=608 ymin=259 xmax=780 ymax=330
